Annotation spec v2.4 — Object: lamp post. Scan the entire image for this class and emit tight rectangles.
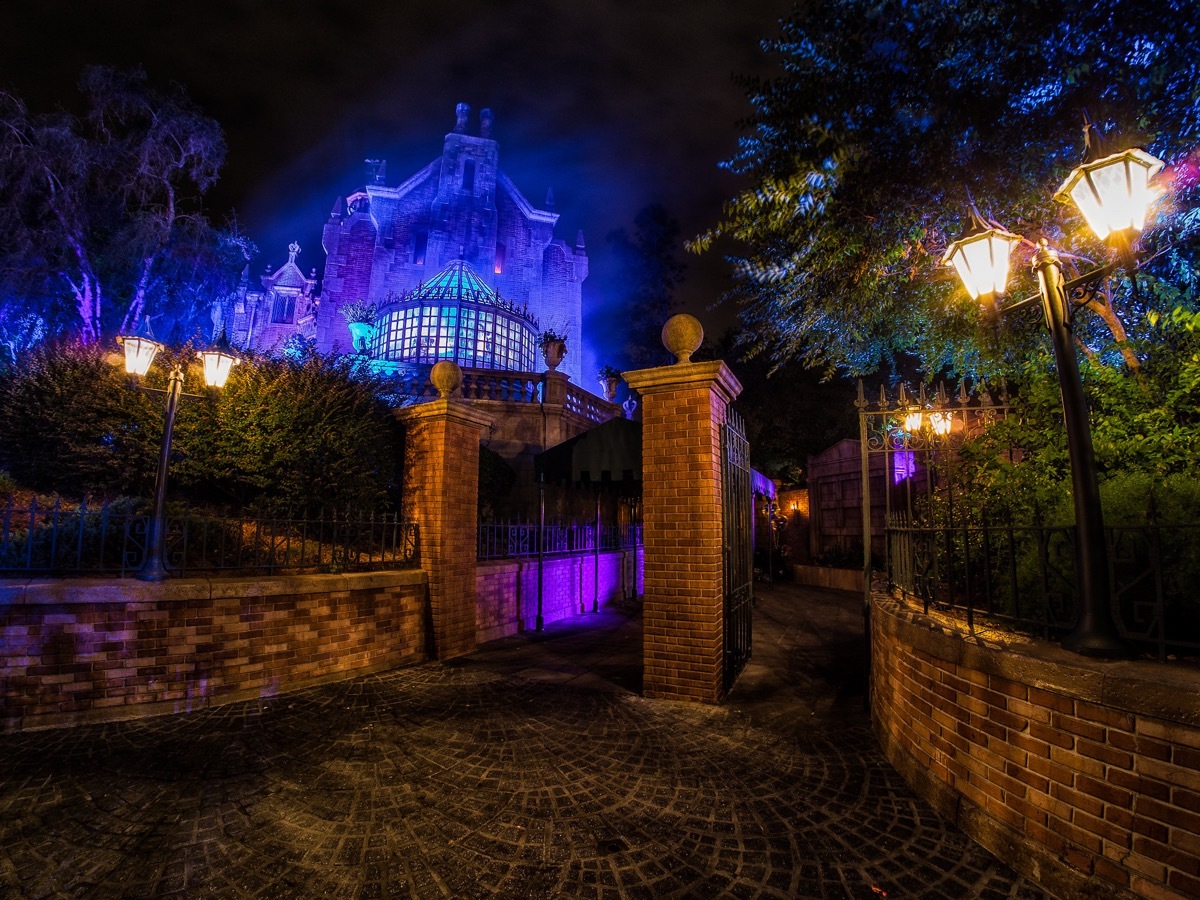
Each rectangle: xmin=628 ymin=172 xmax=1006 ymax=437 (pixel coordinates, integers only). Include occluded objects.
xmin=117 ymin=319 xmax=239 ymax=581
xmin=943 ymin=123 xmax=1164 ymax=658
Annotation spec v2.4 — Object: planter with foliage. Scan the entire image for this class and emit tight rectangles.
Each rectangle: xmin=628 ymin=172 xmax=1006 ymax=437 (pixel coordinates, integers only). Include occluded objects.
xmin=340 ymin=301 xmax=378 ymax=354
xmin=597 ymin=365 xmax=622 ymax=401
xmin=539 ymin=329 xmax=567 ymax=372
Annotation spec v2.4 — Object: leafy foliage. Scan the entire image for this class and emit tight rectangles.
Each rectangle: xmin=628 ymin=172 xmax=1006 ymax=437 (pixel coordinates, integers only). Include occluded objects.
xmin=0 ymin=342 xmax=161 ymax=497
xmin=339 ymin=300 xmax=377 ymax=324
xmin=171 ymin=352 xmax=399 ymax=513
xmin=0 ymin=67 xmax=253 ymax=350
xmin=694 ymin=0 xmax=1200 ymax=378
xmin=956 ymin=307 xmax=1200 ymax=523
xmin=478 ymin=446 xmax=515 ymax=517
xmin=0 ymin=343 xmax=400 ymax=513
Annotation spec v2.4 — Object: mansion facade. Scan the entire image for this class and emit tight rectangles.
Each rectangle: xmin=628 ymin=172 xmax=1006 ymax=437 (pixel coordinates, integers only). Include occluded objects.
xmin=223 ymin=103 xmax=589 ymax=384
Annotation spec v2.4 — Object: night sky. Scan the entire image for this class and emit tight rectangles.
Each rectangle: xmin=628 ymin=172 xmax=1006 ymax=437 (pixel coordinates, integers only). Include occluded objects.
xmin=1 ymin=0 xmax=796 ymax=368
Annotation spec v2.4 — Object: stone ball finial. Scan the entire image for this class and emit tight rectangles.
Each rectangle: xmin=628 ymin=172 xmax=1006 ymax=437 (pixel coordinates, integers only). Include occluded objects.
xmin=454 ymin=102 xmax=470 ymax=133
xmin=661 ymin=314 xmax=704 ymax=364
xmin=430 ymin=360 xmax=462 ymax=398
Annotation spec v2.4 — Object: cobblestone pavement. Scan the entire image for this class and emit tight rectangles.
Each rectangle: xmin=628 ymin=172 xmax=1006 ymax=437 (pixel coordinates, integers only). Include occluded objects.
xmin=0 ymin=584 xmax=1046 ymax=899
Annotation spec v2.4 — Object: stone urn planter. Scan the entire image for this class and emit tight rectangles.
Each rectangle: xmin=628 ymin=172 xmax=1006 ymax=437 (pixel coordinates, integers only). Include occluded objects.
xmin=539 ymin=331 xmax=567 ymax=371
xmin=347 ymin=321 xmax=376 ymax=355
xmin=340 ymin=300 xmax=378 ymax=355
xmin=598 ymin=365 xmax=622 ymax=402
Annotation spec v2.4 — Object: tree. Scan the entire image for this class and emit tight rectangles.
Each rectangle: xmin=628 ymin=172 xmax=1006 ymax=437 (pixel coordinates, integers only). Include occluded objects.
xmin=0 ymin=67 xmax=251 ymax=349
xmin=603 ymin=204 xmax=688 ymax=370
xmin=692 ymin=0 xmax=1200 ymax=379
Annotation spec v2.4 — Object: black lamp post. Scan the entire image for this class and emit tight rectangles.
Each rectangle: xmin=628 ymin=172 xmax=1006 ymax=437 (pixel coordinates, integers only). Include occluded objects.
xmin=943 ymin=125 xmax=1164 ymax=658
xmin=117 ymin=319 xmax=239 ymax=581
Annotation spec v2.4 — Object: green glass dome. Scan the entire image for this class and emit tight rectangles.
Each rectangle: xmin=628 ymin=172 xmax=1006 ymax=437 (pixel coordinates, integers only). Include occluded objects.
xmin=368 ymin=260 xmax=539 ymax=370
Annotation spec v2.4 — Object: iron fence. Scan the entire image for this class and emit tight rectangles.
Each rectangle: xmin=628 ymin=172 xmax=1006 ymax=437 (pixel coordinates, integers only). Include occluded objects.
xmin=477 ymin=520 xmax=642 ymax=560
xmin=0 ymin=497 xmax=418 ymax=578
xmin=886 ymin=516 xmax=1200 ymax=660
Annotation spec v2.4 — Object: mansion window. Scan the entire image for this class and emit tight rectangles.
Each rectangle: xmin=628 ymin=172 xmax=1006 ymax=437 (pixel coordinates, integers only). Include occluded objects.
xmin=271 ymin=293 xmax=296 ymax=324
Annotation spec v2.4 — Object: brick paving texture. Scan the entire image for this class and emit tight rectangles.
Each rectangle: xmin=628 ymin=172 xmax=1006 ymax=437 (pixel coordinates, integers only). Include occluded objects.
xmin=0 ymin=583 xmax=1046 ymax=899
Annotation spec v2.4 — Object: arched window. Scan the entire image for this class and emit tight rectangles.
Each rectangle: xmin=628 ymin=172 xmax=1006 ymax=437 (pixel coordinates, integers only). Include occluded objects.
xmin=462 ymin=159 xmax=476 ymax=193
xmin=413 ymin=231 xmax=428 ymax=265
xmin=494 ymin=243 xmax=506 ymax=275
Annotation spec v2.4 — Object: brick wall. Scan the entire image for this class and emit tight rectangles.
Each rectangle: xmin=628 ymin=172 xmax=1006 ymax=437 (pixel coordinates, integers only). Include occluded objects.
xmin=398 ymin=397 xmax=491 ymax=660
xmin=1 ymin=571 xmax=427 ymax=733
xmin=476 ymin=547 xmax=643 ymax=642
xmin=624 ymin=361 xmax=742 ymax=704
xmin=871 ymin=593 xmax=1200 ymax=900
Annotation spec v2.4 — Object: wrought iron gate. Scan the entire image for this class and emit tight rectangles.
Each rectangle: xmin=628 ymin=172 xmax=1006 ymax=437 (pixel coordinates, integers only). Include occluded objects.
xmin=721 ymin=405 xmax=753 ymax=692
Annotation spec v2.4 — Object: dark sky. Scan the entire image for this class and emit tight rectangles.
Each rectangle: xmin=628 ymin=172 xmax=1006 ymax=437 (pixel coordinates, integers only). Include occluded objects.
xmin=1 ymin=0 xmax=795 ymax=368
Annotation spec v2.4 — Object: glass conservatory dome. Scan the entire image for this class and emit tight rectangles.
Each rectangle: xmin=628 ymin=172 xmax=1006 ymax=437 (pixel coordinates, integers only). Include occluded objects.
xmin=368 ymin=260 xmax=539 ymax=370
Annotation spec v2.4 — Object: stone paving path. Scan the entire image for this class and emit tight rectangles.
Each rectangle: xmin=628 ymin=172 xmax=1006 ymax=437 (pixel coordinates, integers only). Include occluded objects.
xmin=0 ymin=584 xmax=1046 ymax=899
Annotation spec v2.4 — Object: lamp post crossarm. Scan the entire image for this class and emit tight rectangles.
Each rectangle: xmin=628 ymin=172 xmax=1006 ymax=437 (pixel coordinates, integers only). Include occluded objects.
xmin=998 ymin=259 xmax=1122 ymax=320
xmin=135 ymin=384 xmax=207 ymax=403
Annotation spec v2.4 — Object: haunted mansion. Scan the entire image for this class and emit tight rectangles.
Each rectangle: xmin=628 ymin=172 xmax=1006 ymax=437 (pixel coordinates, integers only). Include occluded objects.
xmin=224 ymin=103 xmax=589 ymax=384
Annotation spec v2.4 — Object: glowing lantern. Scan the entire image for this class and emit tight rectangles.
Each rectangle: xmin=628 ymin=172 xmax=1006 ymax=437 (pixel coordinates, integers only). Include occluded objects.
xmin=943 ymin=205 xmax=1023 ymax=302
xmin=117 ymin=317 xmax=163 ymax=378
xmin=904 ymin=407 xmax=925 ymax=433
xmin=929 ymin=411 xmax=952 ymax=436
xmin=198 ymin=347 xmax=239 ymax=388
xmin=1054 ymin=145 xmax=1164 ymax=240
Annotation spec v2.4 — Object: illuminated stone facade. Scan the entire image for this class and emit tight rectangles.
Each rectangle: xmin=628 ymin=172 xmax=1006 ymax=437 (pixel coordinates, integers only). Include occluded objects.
xmin=227 ymin=104 xmax=588 ymax=384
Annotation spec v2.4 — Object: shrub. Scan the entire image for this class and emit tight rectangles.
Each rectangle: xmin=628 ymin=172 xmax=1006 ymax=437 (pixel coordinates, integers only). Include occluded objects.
xmin=0 ymin=342 xmax=401 ymax=513
xmin=171 ymin=351 xmax=400 ymax=513
xmin=0 ymin=342 xmax=161 ymax=497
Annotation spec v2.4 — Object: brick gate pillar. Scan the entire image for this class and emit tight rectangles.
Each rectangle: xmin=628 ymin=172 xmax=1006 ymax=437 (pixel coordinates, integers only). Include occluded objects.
xmin=623 ymin=315 xmax=743 ymax=703
xmin=395 ymin=362 xmax=492 ymax=660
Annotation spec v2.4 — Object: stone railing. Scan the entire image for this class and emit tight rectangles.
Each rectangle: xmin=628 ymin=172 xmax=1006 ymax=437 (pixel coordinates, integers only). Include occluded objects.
xmin=565 ymin=382 xmax=618 ymax=423
xmin=460 ymin=370 xmax=542 ymax=403
xmin=387 ymin=366 xmax=620 ymax=422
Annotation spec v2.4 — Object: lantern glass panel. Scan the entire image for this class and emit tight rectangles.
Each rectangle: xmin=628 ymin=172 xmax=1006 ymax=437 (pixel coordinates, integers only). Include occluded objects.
xmin=121 ymin=336 xmax=161 ymax=377
xmin=1058 ymin=149 xmax=1164 ymax=240
xmin=199 ymin=350 xmax=238 ymax=388
xmin=946 ymin=229 xmax=1019 ymax=301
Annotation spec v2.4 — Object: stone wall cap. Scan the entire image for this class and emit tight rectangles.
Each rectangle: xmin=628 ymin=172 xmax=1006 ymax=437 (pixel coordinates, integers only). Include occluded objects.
xmin=394 ymin=397 xmax=494 ymax=430
xmin=623 ymin=360 xmax=742 ymax=401
xmin=872 ymin=591 xmax=1200 ymax=727
xmin=8 ymin=570 xmax=427 ymax=606
xmin=15 ymin=577 xmax=211 ymax=605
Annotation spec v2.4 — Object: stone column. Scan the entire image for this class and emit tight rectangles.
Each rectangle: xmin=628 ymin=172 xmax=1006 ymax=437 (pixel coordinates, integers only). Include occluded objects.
xmin=623 ymin=315 xmax=743 ymax=703
xmin=395 ymin=362 xmax=492 ymax=660
xmin=540 ymin=370 xmax=570 ymax=450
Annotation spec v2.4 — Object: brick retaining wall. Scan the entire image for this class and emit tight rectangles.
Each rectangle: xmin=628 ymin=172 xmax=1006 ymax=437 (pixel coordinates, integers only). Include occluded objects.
xmin=1 ymin=571 xmax=427 ymax=732
xmin=476 ymin=548 xmax=643 ymax=642
xmin=871 ymin=592 xmax=1200 ymax=900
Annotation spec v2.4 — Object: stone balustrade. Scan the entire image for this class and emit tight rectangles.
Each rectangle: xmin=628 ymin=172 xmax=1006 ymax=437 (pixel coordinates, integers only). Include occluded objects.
xmin=385 ymin=366 xmax=620 ymax=424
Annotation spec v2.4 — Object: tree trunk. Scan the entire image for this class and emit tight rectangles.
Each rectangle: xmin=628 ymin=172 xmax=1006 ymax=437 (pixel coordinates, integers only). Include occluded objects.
xmin=1089 ymin=291 xmax=1141 ymax=372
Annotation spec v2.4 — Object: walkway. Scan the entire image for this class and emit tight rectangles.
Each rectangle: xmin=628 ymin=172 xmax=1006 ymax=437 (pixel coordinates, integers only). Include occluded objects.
xmin=0 ymin=583 xmax=1045 ymax=899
